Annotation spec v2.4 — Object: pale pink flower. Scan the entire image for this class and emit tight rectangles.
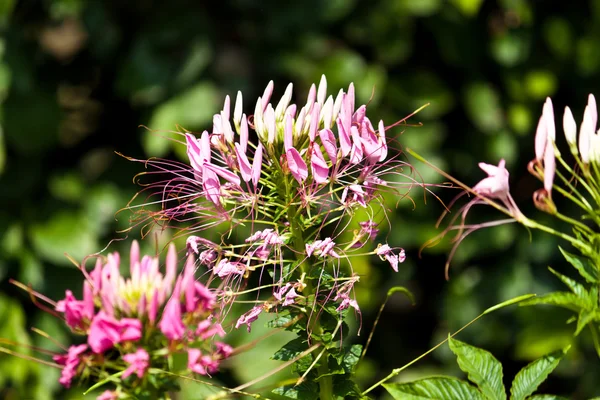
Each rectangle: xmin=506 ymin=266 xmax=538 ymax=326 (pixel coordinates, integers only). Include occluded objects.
xmin=235 ymin=305 xmax=263 ymax=332
xmin=306 ymin=238 xmax=340 ymax=258
xmin=376 ymin=244 xmax=404 ymax=272
xmin=213 ymin=259 xmax=245 ymax=279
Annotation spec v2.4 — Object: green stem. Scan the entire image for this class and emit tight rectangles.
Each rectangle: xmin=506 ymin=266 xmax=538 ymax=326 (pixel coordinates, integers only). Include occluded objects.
xmin=286 ymin=186 xmax=333 ymax=399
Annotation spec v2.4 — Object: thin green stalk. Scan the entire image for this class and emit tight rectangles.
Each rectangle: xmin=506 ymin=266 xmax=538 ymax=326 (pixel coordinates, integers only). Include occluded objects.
xmin=361 ymin=294 xmax=535 ymax=395
xmin=555 ymin=150 xmax=600 ymax=206
xmin=286 ymin=178 xmax=333 ymax=400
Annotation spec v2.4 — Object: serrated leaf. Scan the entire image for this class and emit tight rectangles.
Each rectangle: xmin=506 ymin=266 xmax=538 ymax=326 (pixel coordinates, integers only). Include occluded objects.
xmin=526 ymin=396 xmax=570 ymax=400
xmin=267 ymin=310 xmax=293 ymax=328
xmin=575 ymin=310 xmax=598 ymax=336
xmin=519 ymin=292 xmax=587 ymax=312
xmin=272 ymin=337 xmax=307 ymax=361
xmin=448 ymin=337 xmax=506 ymax=400
xmin=558 ymin=247 xmax=599 ymax=283
xmin=548 ymin=268 xmax=589 ymax=300
xmin=333 ymin=377 xmax=362 ymax=398
xmin=383 ymin=377 xmax=486 ymax=400
xmin=273 ymin=380 xmax=319 ymax=400
xmin=342 ymin=344 xmax=362 ymax=373
xmin=509 ymin=347 xmax=568 ymax=400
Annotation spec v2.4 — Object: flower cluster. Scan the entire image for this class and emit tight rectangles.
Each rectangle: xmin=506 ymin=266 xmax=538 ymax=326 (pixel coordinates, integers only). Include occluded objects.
xmin=49 ymin=241 xmax=231 ymax=398
xmin=128 ymin=76 xmax=410 ymax=331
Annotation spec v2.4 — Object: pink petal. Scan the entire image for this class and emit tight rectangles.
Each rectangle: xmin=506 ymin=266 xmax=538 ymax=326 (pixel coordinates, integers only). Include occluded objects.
xmin=311 ymin=145 xmax=329 ymax=184
xmin=286 ymin=148 xmax=308 ymax=183
xmin=203 ymin=162 xmax=241 ymax=186
xmin=284 ymin=112 xmax=293 ymax=151
xmin=336 ymin=114 xmax=352 ymax=157
xmin=252 ymin=143 xmax=263 ymax=187
xmin=235 ymin=142 xmax=252 ymax=182
xmin=239 ymin=114 xmax=248 ymax=153
xmin=319 ymin=128 xmax=338 ymax=162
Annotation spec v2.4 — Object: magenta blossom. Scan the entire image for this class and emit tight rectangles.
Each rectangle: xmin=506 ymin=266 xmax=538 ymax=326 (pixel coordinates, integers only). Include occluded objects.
xmin=187 ymin=348 xmax=219 ymax=375
xmin=88 ymin=311 xmax=142 ymax=353
xmin=53 ymin=344 xmax=88 ymax=388
xmin=97 ymin=391 xmax=119 ymax=400
xmin=56 ymin=286 xmax=94 ymax=330
xmin=122 ymin=348 xmax=150 ymax=379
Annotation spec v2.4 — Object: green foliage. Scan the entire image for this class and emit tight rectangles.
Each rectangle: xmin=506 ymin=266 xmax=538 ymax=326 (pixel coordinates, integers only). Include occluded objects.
xmin=384 ymin=377 xmax=486 ymax=400
xmin=510 ymin=348 xmax=568 ymax=400
xmin=384 ymin=338 xmax=569 ymax=400
xmin=448 ymin=337 xmax=506 ymax=400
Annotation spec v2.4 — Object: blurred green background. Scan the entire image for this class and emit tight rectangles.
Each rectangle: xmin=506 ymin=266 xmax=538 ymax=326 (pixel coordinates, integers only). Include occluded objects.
xmin=1 ymin=0 xmax=599 ymax=399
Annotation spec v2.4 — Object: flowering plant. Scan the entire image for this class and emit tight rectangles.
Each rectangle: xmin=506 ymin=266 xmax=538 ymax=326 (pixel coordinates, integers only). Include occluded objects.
xmin=4 ymin=76 xmax=421 ymax=399
xmin=6 ymin=76 xmax=593 ymax=400
xmin=421 ymin=95 xmax=600 ymax=354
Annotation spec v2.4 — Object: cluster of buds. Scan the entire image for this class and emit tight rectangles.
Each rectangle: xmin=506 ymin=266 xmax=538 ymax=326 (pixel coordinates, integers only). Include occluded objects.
xmin=49 ymin=241 xmax=231 ymax=399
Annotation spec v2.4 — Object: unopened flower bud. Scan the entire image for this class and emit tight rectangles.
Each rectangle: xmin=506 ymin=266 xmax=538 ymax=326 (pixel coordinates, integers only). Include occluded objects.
xmin=563 ymin=106 xmax=577 ymax=149
xmin=543 ymin=97 xmax=555 ymax=142
xmin=233 ymin=91 xmax=243 ymax=129
xmin=579 ymin=105 xmax=593 ymax=163
xmin=533 ymin=188 xmax=556 ymax=215
xmin=274 ymin=83 xmax=293 ymax=119
xmin=317 ymin=74 xmax=327 ymax=105
xmin=321 ymin=96 xmax=334 ymax=129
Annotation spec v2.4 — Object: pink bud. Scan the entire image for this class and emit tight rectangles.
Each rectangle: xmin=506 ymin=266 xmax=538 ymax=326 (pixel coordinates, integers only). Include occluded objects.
xmin=251 ymin=143 xmax=263 ymax=188
xmin=239 ymin=114 xmax=248 ymax=153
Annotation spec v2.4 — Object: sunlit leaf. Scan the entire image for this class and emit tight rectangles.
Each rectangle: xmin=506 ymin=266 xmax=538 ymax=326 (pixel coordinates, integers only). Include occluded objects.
xmin=448 ymin=337 xmax=506 ymax=400
xmin=519 ymin=292 xmax=588 ymax=313
xmin=383 ymin=377 xmax=485 ymax=400
xmin=510 ymin=347 xmax=568 ymax=400
xmin=558 ymin=247 xmax=599 ymax=284
xmin=547 ymin=268 xmax=590 ymax=301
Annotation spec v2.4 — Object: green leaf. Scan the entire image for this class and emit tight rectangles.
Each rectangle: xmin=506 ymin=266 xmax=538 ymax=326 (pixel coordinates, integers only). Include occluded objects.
xmin=526 ymin=396 xmax=570 ymax=400
xmin=383 ymin=377 xmax=486 ymax=400
xmin=558 ymin=247 xmax=599 ymax=283
xmin=333 ymin=377 xmax=362 ymax=399
xmin=575 ymin=310 xmax=598 ymax=336
xmin=273 ymin=380 xmax=319 ymax=400
xmin=509 ymin=347 xmax=568 ymax=400
xmin=519 ymin=292 xmax=588 ymax=312
xmin=272 ymin=337 xmax=307 ymax=361
xmin=342 ymin=344 xmax=362 ymax=373
xmin=547 ymin=268 xmax=589 ymax=300
xmin=448 ymin=337 xmax=506 ymax=400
